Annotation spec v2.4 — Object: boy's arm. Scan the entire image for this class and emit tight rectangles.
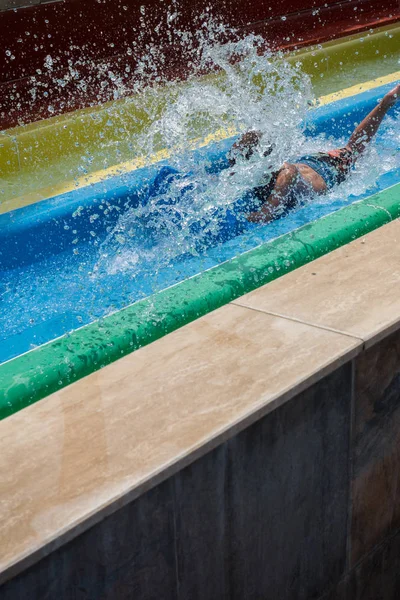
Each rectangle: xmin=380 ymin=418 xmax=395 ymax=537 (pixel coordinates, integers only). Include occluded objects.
xmin=347 ymin=83 xmax=400 ymax=156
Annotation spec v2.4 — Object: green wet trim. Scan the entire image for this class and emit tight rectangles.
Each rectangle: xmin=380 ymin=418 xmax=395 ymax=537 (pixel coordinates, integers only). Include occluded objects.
xmin=1 ymin=182 xmax=399 ymax=419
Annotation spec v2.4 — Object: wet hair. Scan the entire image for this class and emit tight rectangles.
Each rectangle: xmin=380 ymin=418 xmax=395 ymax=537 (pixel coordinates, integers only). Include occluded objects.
xmin=228 ymin=130 xmax=274 ymax=166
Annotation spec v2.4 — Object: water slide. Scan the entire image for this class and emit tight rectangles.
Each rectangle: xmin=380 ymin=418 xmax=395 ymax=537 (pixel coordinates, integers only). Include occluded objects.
xmin=0 ymin=9 xmax=399 ymax=418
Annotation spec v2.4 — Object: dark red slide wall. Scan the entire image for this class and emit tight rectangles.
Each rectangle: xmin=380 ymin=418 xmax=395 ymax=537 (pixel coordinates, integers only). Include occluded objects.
xmin=0 ymin=0 xmax=399 ymax=129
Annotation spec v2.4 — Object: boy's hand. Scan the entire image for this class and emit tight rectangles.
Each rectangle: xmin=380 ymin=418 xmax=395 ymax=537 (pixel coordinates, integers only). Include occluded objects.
xmin=384 ymin=84 xmax=400 ymax=106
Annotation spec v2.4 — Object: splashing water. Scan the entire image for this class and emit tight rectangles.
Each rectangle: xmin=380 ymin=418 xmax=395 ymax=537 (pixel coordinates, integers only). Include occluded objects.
xmin=93 ymin=18 xmax=317 ymax=278
xmin=89 ymin=17 xmax=399 ymax=281
xmin=1 ymin=14 xmax=400 ymax=363
xmin=326 ymin=114 xmax=400 ymax=202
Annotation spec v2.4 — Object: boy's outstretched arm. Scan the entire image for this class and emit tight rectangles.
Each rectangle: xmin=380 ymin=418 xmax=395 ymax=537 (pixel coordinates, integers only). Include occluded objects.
xmin=347 ymin=83 xmax=400 ymax=156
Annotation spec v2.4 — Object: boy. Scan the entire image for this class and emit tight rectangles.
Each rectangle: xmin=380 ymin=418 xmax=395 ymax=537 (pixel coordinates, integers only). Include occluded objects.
xmin=229 ymin=84 xmax=400 ymax=223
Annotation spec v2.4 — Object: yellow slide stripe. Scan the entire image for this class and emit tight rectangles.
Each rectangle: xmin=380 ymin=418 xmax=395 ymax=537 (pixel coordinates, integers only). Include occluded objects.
xmin=318 ymin=70 xmax=400 ymax=105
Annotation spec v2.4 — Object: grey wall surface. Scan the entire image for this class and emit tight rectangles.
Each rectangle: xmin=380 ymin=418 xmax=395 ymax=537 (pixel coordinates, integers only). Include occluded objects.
xmin=2 ymin=329 xmax=400 ymax=599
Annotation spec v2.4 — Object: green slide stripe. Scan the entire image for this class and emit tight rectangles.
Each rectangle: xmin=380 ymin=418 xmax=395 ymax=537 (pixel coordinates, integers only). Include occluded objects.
xmin=1 ymin=183 xmax=399 ymax=419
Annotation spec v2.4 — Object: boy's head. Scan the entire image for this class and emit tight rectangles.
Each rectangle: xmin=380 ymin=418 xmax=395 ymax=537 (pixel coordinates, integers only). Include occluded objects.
xmin=228 ymin=130 xmax=274 ymax=166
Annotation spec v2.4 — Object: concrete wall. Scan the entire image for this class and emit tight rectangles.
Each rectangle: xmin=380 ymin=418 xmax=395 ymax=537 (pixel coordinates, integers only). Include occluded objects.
xmin=2 ymin=327 xmax=400 ymax=599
